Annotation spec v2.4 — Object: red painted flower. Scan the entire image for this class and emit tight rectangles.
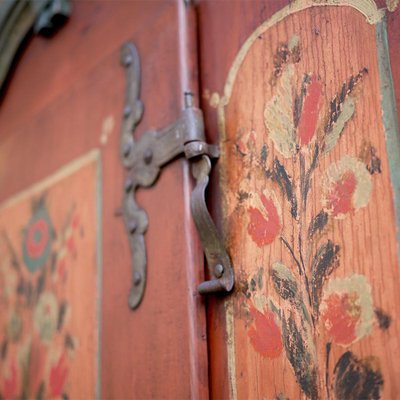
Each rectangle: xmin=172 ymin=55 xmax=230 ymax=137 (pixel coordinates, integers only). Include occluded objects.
xmin=3 ymin=358 xmax=18 ymax=400
xmin=322 ymin=156 xmax=372 ymax=219
xmin=49 ymin=352 xmax=68 ymax=398
xmin=247 ymin=191 xmax=281 ymax=247
xmin=320 ymin=275 xmax=374 ymax=346
xmin=247 ymin=304 xmax=283 ymax=358
xmin=264 ymin=65 xmax=322 ymax=158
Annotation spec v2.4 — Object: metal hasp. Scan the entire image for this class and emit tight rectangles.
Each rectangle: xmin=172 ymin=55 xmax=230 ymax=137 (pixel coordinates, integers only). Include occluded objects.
xmin=119 ymin=42 xmax=234 ymax=309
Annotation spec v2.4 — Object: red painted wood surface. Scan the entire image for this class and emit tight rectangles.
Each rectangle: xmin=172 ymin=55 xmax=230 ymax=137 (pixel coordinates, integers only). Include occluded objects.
xmin=0 ymin=1 xmax=208 ymax=398
xmin=198 ymin=1 xmax=400 ymax=399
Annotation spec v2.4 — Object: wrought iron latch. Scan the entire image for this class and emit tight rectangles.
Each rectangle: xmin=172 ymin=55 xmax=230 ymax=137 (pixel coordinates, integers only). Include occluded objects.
xmin=119 ymin=42 xmax=234 ymax=309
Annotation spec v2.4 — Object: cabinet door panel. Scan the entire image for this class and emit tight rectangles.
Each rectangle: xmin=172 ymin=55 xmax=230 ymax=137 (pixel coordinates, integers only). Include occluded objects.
xmin=0 ymin=1 xmax=208 ymax=399
xmin=199 ymin=1 xmax=400 ymax=398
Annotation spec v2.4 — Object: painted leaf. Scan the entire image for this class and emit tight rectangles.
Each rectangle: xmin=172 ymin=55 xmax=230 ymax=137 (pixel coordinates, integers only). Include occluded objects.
xmin=323 ymin=69 xmax=368 ymax=153
xmin=272 ymin=262 xmax=312 ymax=325
xmin=359 ymin=144 xmax=382 ymax=175
xmin=320 ymin=275 xmax=374 ymax=346
xmin=302 ymin=144 xmax=320 ymax=207
xmin=271 ymin=262 xmax=300 ymax=304
xmin=247 ymin=305 xmax=283 ymax=359
xmin=374 ymin=308 xmax=392 ymax=331
xmin=282 ymin=312 xmax=318 ymax=399
xmin=269 ymin=158 xmax=298 ymax=218
xmin=311 ymin=240 xmax=340 ymax=316
xmin=308 ymin=210 xmax=328 ymax=238
xmin=293 ymin=74 xmax=310 ymax=128
xmin=264 ymin=64 xmax=297 ymax=158
xmin=324 ymin=96 xmax=355 ymax=153
xmin=333 ymin=351 xmax=383 ymax=400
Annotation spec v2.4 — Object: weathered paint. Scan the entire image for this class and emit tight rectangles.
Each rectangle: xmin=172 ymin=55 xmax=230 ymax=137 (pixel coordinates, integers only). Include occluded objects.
xmin=322 ymin=155 xmax=372 ymax=219
xmin=264 ymin=64 xmax=297 ymax=158
xmin=247 ymin=191 xmax=281 ymax=247
xmin=333 ymin=351 xmax=383 ymax=399
xmin=217 ymin=0 xmax=383 ymax=126
xmin=215 ymin=1 xmax=400 ymax=398
xmin=376 ymin=18 xmax=400 ymax=263
xmin=99 ymin=115 xmax=115 ymax=146
xmin=0 ymin=152 xmax=101 ymax=399
xmin=297 ymin=77 xmax=322 ymax=146
xmin=225 ymin=299 xmax=237 ymax=400
xmin=247 ymin=305 xmax=283 ymax=358
xmin=386 ymin=0 xmax=400 ymax=11
xmin=320 ymin=275 xmax=374 ymax=346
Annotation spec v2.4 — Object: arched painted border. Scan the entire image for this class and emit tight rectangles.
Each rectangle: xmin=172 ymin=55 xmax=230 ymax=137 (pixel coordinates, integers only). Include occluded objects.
xmin=217 ymin=0 xmax=383 ymax=117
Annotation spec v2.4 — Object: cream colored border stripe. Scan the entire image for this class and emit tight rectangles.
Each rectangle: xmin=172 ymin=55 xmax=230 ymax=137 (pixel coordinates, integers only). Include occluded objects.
xmin=0 ymin=149 xmax=100 ymax=211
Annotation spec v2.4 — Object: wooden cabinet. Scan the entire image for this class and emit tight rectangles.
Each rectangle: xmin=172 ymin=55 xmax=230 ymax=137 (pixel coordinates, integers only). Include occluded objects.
xmin=0 ymin=1 xmax=399 ymax=399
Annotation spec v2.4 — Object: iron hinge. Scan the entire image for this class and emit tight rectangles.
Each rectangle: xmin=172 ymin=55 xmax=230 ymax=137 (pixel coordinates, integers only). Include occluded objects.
xmin=119 ymin=42 xmax=234 ymax=309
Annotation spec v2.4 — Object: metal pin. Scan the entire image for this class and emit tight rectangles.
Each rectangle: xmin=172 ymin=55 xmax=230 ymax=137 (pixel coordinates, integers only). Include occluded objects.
xmin=124 ymin=177 xmax=133 ymax=192
xmin=133 ymin=271 xmax=142 ymax=285
xmin=143 ymin=149 xmax=153 ymax=165
xmin=184 ymin=92 xmax=193 ymax=108
xmin=214 ymin=264 xmax=224 ymax=278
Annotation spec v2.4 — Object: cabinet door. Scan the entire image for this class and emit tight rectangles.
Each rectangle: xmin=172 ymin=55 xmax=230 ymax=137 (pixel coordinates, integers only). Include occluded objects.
xmin=0 ymin=1 xmax=208 ymax=399
xmin=198 ymin=1 xmax=400 ymax=399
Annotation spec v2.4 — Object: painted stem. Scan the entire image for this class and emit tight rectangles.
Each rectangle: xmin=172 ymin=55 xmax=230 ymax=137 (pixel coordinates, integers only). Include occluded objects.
xmin=298 ymin=152 xmax=313 ymax=309
xmin=326 ymin=342 xmax=332 ymax=400
xmin=280 ymin=235 xmax=303 ymax=277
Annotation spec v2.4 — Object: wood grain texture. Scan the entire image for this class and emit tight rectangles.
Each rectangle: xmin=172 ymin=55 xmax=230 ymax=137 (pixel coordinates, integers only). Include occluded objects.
xmin=0 ymin=1 xmax=209 ymax=398
xmin=0 ymin=154 xmax=99 ymax=399
xmin=199 ymin=1 xmax=400 ymax=399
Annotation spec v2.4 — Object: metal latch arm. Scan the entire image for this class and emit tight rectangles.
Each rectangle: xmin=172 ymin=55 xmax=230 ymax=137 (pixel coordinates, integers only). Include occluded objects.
xmin=119 ymin=42 xmax=234 ymax=309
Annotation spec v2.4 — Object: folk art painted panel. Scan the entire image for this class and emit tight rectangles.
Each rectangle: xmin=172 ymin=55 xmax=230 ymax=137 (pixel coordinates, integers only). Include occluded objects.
xmin=214 ymin=1 xmax=400 ymax=399
xmin=0 ymin=152 xmax=100 ymax=399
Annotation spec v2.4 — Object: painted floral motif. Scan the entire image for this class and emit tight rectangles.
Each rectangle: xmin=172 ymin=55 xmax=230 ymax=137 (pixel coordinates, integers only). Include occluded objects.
xmin=247 ymin=191 xmax=281 ymax=247
xmin=0 ymin=198 xmax=82 ymax=399
xmin=237 ymin=35 xmax=387 ymax=399
xmin=320 ymin=275 xmax=374 ymax=346
xmin=49 ymin=352 xmax=68 ymax=397
xmin=2 ymin=359 xmax=18 ymax=400
xmin=22 ymin=199 xmax=54 ymax=272
xmin=247 ymin=304 xmax=283 ymax=358
xmin=33 ymin=292 xmax=59 ymax=342
xmin=322 ymin=156 xmax=372 ymax=219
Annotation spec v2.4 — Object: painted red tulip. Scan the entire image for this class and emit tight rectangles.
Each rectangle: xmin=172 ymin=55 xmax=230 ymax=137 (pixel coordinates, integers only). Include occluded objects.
xmin=320 ymin=274 xmax=374 ymax=346
xmin=49 ymin=353 xmax=68 ymax=398
xmin=247 ymin=191 xmax=281 ymax=247
xmin=3 ymin=359 xmax=18 ymax=400
xmin=297 ymin=76 xmax=322 ymax=147
xmin=323 ymin=155 xmax=372 ymax=219
xmin=264 ymin=61 xmax=322 ymax=158
xmin=247 ymin=304 xmax=283 ymax=358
